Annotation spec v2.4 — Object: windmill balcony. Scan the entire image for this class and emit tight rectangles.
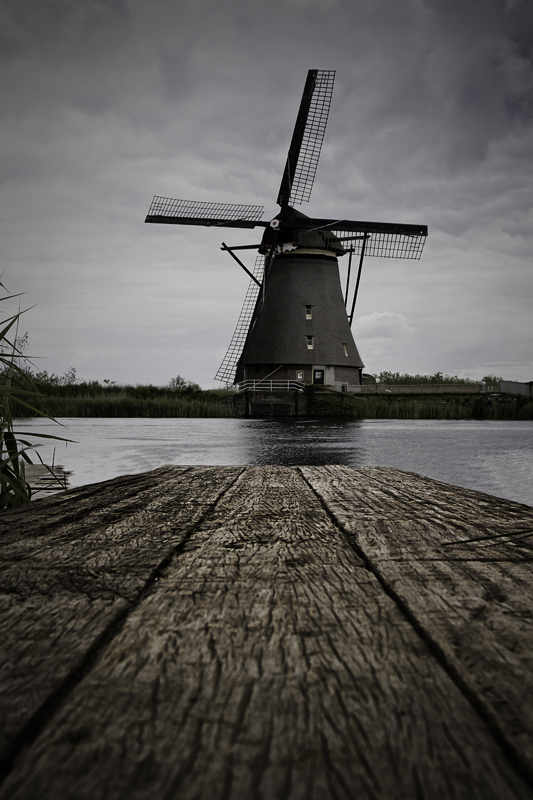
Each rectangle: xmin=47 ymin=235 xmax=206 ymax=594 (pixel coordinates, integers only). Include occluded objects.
xmin=233 ymin=380 xmax=306 ymax=394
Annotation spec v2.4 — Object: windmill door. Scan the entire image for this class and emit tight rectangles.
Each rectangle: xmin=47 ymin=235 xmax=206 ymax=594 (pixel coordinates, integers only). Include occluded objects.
xmin=313 ymin=369 xmax=325 ymax=385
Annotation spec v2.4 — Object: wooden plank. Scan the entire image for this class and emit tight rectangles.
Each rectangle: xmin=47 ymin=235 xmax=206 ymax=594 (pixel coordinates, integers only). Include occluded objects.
xmin=0 ymin=465 xmax=244 ymax=766
xmin=24 ymin=464 xmax=70 ymax=497
xmin=1 ymin=466 xmax=531 ymax=799
xmin=302 ymin=464 xmax=533 ymax=779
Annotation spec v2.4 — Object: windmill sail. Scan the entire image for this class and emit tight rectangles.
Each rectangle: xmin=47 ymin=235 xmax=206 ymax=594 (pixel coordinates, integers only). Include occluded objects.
xmin=289 ymin=218 xmax=428 ymax=259
xmin=277 ymin=70 xmax=336 ymax=208
xmin=214 ymin=255 xmax=265 ymax=384
xmin=332 ymin=228 xmax=426 ymax=259
xmin=146 ymin=197 xmax=265 ymax=229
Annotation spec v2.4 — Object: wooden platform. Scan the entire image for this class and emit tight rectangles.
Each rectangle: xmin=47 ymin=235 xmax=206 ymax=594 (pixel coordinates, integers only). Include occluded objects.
xmin=1 ymin=465 xmax=533 ymax=799
xmin=24 ymin=464 xmax=69 ymax=497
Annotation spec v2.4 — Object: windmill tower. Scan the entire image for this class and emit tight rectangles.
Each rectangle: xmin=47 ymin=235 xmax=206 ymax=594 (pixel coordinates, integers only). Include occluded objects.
xmin=146 ymin=70 xmax=427 ymax=389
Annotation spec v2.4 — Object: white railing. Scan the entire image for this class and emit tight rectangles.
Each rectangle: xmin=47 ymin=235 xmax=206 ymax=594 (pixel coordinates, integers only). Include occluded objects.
xmin=233 ymin=380 xmax=306 ymax=393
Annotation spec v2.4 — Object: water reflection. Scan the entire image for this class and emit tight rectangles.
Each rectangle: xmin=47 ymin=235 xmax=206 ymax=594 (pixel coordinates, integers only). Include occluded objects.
xmin=238 ymin=419 xmax=366 ymax=466
xmin=14 ymin=416 xmax=533 ymax=506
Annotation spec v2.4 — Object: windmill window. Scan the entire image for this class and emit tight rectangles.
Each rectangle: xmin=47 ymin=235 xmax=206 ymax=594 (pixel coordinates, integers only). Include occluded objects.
xmin=305 ymin=305 xmax=313 ymax=319
xmin=307 ymin=336 xmax=314 ymax=350
xmin=343 ymin=343 xmax=349 ymax=357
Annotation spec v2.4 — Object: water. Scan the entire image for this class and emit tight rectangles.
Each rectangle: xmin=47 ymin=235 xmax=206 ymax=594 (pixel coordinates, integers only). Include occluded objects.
xmin=14 ymin=417 xmax=533 ymax=507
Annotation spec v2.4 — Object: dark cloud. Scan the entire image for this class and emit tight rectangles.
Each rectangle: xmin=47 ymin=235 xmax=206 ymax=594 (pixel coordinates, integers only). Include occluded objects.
xmin=1 ymin=0 xmax=130 ymax=61
xmin=1 ymin=0 xmax=531 ymax=385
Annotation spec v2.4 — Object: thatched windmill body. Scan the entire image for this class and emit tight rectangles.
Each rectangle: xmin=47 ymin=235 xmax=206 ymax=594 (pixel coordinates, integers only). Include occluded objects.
xmin=146 ymin=70 xmax=427 ymax=388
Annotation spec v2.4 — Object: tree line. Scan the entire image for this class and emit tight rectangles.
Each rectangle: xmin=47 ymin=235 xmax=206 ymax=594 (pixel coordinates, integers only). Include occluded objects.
xmin=365 ymin=371 xmax=503 ymax=385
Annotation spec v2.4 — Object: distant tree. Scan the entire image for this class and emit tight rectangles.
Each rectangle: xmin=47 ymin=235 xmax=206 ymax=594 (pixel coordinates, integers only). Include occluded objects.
xmin=375 ymin=371 xmax=480 ymax=385
xmin=481 ymin=375 xmax=503 ymax=384
xmin=168 ymin=375 xmax=188 ymax=389
xmin=168 ymin=375 xmax=202 ymax=393
xmin=0 ymin=331 xmax=29 ymax=374
xmin=2 ymin=334 xmax=79 ymax=388
xmin=61 ymin=367 xmax=77 ymax=386
xmin=32 ymin=370 xmax=60 ymax=386
xmin=33 ymin=367 xmax=79 ymax=387
xmin=14 ymin=332 xmax=29 ymax=369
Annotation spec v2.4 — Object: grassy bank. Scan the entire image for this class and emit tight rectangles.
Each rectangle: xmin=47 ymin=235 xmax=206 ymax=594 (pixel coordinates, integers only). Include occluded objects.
xmin=13 ymin=383 xmax=235 ymax=419
xmin=308 ymin=390 xmax=533 ymax=420
xmin=10 ymin=381 xmax=533 ymax=420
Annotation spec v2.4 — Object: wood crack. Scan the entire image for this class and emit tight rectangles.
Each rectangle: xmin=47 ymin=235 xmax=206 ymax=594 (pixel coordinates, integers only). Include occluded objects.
xmin=0 ymin=466 xmax=246 ymax=789
xmin=2 ymin=466 xmax=533 ymax=799
xmin=298 ymin=465 xmax=533 ymax=790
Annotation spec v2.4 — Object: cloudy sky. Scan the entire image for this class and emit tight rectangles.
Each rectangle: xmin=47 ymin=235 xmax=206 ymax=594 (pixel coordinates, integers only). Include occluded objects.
xmin=2 ymin=0 xmax=532 ymax=387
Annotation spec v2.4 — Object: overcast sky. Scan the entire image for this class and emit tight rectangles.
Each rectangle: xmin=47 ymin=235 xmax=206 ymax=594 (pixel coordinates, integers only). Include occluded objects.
xmin=2 ymin=0 xmax=532 ymax=387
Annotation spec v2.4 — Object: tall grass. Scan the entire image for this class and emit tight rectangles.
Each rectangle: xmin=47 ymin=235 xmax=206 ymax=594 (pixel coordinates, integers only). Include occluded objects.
xmin=308 ymin=390 xmax=533 ymax=420
xmin=12 ymin=377 xmax=533 ymax=422
xmin=0 ymin=287 xmax=68 ymax=508
xmin=38 ymin=392 xmax=234 ymax=418
xmin=359 ymin=395 xmax=533 ymax=420
xmin=11 ymin=382 xmax=235 ymax=419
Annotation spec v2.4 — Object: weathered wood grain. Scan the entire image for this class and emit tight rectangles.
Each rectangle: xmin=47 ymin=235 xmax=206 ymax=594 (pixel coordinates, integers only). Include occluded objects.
xmin=301 ymin=465 xmax=533 ymax=779
xmin=0 ymin=465 xmax=243 ymax=765
xmin=1 ymin=466 xmax=531 ymax=799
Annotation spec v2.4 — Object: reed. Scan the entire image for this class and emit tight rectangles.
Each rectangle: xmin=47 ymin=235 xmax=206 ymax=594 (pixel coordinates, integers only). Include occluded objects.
xmin=0 ymin=287 xmax=68 ymax=508
xmin=359 ymin=395 xmax=533 ymax=420
xmin=12 ymin=377 xmax=533 ymax=421
xmin=308 ymin=391 xmax=533 ymax=421
xmin=14 ymin=383 xmax=235 ymax=419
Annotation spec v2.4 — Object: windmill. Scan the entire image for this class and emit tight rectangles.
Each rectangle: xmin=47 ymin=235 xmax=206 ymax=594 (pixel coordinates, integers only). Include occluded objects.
xmin=146 ymin=70 xmax=427 ymax=389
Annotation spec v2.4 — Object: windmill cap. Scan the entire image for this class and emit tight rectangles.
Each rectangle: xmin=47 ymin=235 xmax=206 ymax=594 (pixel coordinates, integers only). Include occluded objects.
xmin=259 ymin=207 xmax=346 ymax=257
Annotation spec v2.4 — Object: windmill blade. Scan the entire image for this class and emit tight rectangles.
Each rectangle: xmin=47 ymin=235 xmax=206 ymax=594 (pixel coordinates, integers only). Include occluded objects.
xmin=286 ymin=216 xmax=428 ymax=259
xmin=215 ymin=254 xmax=265 ymax=384
xmin=145 ymin=197 xmax=266 ymax=229
xmin=336 ymin=229 xmax=427 ymax=259
xmin=277 ymin=70 xmax=336 ymax=208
